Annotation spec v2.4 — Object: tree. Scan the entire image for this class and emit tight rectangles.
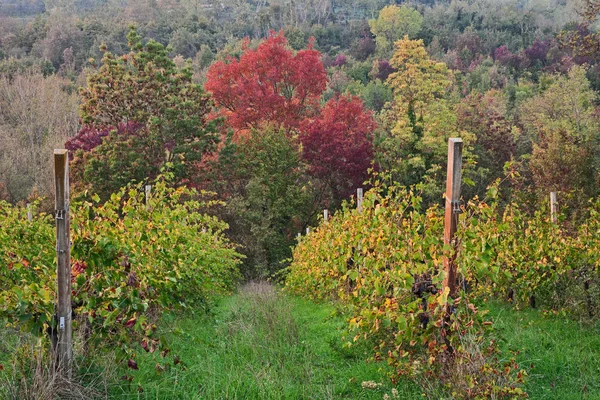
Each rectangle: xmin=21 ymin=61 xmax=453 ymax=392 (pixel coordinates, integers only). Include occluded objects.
xmin=0 ymin=71 xmax=79 ymax=204
xmin=204 ymin=31 xmax=327 ymax=132
xmin=387 ymin=36 xmax=452 ymax=120
xmin=378 ymin=37 xmax=475 ymax=199
xmin=300 ymin=95 xmax=376 ymax=203
xmin=219 ymin=125 xmax=316 ymax=278
xmin=520 ymin=66 xmax=600 ymax=207
xmin=456 ymin=89 xmax=517 ymax=193
xmin=69 ymin=26 xmax=219 ymax=199
xmin=369 ymin=5 xmax=423 ymax=57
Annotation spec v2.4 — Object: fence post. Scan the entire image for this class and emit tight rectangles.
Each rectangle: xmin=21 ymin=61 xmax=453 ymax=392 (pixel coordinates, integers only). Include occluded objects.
xmin=442 ymin=138 xmax=463 ymax=298
xmin=54 ymin=149 xmax=72 ymax=377
xmin=27 ymin=203 xmax=32 ymax=222
xmin=306 ymin=227 xmax=310 ymax=235
xmin=145 ymin=184 xmax=152 ymax=208
xmin=357 ymin=188 xmax=363 ymax=212
xmin=324 ymin=209 xmax=329 ymax=222
xmin=550 ymin=192 xmax=558 ymax=223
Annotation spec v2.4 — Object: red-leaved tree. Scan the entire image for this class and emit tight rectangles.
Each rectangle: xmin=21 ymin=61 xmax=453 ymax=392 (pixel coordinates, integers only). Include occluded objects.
xmin=205 ymin=31 xmax=327 ymax=132
xmin=300 ymin=95 xmax=376 ymax=201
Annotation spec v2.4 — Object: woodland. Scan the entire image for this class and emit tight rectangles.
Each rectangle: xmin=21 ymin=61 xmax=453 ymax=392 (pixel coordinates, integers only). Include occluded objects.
xmin=1 ymin=0 xmax=600 ymax=398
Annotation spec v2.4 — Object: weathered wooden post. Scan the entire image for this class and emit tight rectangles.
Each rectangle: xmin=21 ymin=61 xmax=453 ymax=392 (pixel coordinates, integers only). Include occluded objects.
xmin=442 ymin=138 xmax=463 ymax=298
xmin=357 ymin=188 xmax=363 ymax=212
xmin=306 ymin=227 xmax=310 ymax=235
xmin=54 ymin=149 xmax=72 ymax=376
xmin=441 ymin=138 xmax=462 ymax=355
xmin=27 ymin=203 xmax=32 ymax=222
xmin=550 ymin=191 xmax=558 ymax=223
xmin=324 ymin=209 xmax=329 ymax=222
xmin=145 ymin=184 xmax=152 ymax=208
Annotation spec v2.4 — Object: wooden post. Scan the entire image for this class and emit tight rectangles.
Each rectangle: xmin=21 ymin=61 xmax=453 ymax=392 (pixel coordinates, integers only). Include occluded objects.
xmin=54 ymin=149 xmax=72 ymax=376
xmin=357 ymin=188 xmax=363 ymax=212
xmin=27 ymin=203 xmax=32 ymax=222
xmin=324 ymin=209 xmax=329 ymax=222
xmin=442 ymin=138 xmax=463 ymax=298
xmin=550 ymin=192 xmax=558 ymax=223
xmin=297 ymin=232 xmax=301 ymax=239
xmin=306 ymin=227 xmax=310 ymax=235
xmin=145 ymin=184 xmax=152 ymax=208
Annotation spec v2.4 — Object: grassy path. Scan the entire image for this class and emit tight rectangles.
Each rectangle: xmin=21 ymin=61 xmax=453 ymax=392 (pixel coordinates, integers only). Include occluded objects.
xmin=109 ymin=284 xmax=600 ymax=399
xmin=117 ymin=282 xmax=419 ymax=399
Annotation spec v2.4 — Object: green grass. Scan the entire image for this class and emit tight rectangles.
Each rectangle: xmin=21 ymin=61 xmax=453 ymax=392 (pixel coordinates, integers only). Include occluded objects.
xmin=115 ymin=282 xmax=421 ymax=399
xmin=4 ymin=287 xmax=600 ymax=399
xmin=487 ymin=302 xmax=600 ymax=399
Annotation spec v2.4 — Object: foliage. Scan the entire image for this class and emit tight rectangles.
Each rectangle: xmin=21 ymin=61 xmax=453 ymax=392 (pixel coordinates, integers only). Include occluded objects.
xmin=458 ymin=190 xmax=600 ymax=318
xmin=203 ymin=33 xmax=377 ymax=276
xmin=387 ymin=37 xmax=452 ymax=117
xmin=215 ymin=126 xmax=315 ymax=278
xmin=71 ymin=27 xmax=219 ymax=199
xmin=286 ymin=178 xmax=527 ymax=398
xmin=376 ymin=38 xmax=478 ymax=200
xmin=300 ymin=95 xmax=376 ymax=202
xmin=205 ymin=31 xmax=327 ymax=132
xmin=455 ymin=90 xmax=517 ymax=194
xmin=369 ymin=6 xmax=423 ymax=58
xmin=0 ymin=178 xmax=241 ymax=366
xmin=519 ymin=66 xmax=600 ymax=207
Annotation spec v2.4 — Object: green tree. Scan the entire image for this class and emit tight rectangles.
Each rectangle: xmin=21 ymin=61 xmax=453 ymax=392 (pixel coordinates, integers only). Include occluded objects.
xmin=216 ymin=125 xmax=316 ymax=278
xmin=369 ymin=5 xmax=423 ymax=57
xmin=70 ymin=27 xmax=219 ymax=199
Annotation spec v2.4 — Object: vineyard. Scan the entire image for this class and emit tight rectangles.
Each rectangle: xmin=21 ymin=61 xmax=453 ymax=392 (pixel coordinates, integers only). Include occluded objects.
xmin=3 ymin=0 xmax=600 ymax=397
xmin=286 ymin=173 xmax=600 ymax=398
xmin=0 ymin=175 xmax=242 ymax=396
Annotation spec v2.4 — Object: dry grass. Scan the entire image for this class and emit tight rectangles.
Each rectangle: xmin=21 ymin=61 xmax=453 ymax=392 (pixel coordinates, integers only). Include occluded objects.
xmin=221 ymin=281 xmax=299 ymax=346
xmin=0 ymin=326 xmax=117 ymax=400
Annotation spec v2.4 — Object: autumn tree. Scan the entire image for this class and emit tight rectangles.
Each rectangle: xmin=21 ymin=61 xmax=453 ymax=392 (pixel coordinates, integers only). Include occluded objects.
xmin=204 ymin=31 xmax=327 ymax=133
xmin=378 ymin=36 xmax=475 ymax=197
xmin=68 ymin=27 xmax=219 ymax=199
xmin=0 ymin=71 xmax=79 ymax=204
xmin=369 ymin=5 xmax=423 ymax=58
xmin=520 ymin=66 xmax=600 ymax=210
xmin=300 ymin=95 xmax=376 ymax=203
xmin=456 ymin=89 xmax=517 ymax=193
xmin=559 ymin=0 xmax=600 ymax=62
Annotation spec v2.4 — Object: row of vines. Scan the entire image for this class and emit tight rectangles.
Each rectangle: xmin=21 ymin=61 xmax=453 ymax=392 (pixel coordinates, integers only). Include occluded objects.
xmin=0 ymin=175 xmax=241 ymax=370
xmin=285 ymin=176 xmax=600 ymax=398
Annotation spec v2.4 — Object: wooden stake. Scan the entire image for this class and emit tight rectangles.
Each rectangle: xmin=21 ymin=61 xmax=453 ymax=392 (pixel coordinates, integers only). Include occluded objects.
xmin=324 ymin=209 xmax=329 ymax=222
xmin=442 ymin=138 xmax=463 ymax=298
xmin=550 ymin=192 xmax=558 ymax=223
xmin=27 ymin=203 xmax=32 ymax=222
xmin=306 ymin=227 xmax=310 ymax=235
xmin=357 ymin=188 xmax=363 ymax=212
xmin=54 ymin=149 xmax=72 ymax=376
xmin=145 ymin=184 xmax=152 ymax=208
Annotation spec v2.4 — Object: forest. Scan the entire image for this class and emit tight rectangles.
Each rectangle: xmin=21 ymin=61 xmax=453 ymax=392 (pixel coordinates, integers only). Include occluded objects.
xmin=1 ymin=0 xmax=600 ymax=398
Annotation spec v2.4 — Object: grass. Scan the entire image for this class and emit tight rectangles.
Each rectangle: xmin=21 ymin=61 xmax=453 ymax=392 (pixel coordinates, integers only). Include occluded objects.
xmin=487 ymin=301 xmax=600 ymax=399
xmin=115 ymin=282 xmax=420 ymax=399
xmin=3 ymin=287 xmax=600 ymax=399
